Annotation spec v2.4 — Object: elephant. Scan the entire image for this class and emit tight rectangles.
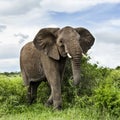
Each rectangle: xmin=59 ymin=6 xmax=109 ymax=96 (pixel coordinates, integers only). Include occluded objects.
xmin=20 ymin=26 xmax=95 ymax=110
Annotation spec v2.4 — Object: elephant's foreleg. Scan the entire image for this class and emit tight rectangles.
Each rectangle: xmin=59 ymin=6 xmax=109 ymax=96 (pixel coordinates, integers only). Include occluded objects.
xmin=51 ymin=78 xmax=62 ymax=110
xmin=42 ymin=59 xmax=62 ymax=110
xmin=45 ymin=81 xmax=53 ymax=106
xmin=45 ymin=76 xmax=62 ymax=110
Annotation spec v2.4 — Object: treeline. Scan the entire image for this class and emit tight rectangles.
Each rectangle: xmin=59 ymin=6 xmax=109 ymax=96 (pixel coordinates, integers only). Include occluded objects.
xmin=0 ymin=72 xmax=20 ymax=76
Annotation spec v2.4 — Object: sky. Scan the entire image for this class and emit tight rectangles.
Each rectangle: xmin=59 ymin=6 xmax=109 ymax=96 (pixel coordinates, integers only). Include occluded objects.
xmin=0 ymin=0 xmax=120 ymax=72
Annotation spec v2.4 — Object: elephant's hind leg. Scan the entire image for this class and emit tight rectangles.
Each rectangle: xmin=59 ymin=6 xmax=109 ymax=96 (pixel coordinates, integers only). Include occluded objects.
xmin=27 ymin=81 xmax=40 ymax=104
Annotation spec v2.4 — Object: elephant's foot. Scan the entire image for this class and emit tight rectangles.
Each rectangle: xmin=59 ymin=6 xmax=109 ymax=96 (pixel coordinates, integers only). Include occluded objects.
xmin=27 ymin=92 xmax=32 ymax=104
xmin=27 ymin=93 xmax=37 ymax=105
xmin=53 ymin=100 xmax=62 ymax=110
xmin=45 ymin=99 xmax=53 ymax=107
xmin=45 ymin=94 xmax=53 ymax=107
xmin=28 ymin=98 xmax=37 ymax=105
xmin=53 ymin=105 xmax=62 ymax=110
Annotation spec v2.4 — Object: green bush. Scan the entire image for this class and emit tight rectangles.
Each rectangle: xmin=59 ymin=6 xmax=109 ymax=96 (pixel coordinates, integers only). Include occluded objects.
xmin=0 ymin=75 xmax=26 ymax=114
xmin=62 ymin=57 xmax=111 ymax=107
xmin=93 ymin=70 xmax=120 ymax=116
xmin=61 ymin=57 xmax=120 ymax=118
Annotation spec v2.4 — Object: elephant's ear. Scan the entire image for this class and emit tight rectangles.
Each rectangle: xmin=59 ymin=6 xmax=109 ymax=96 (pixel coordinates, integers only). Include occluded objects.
xmin=75 ymin=27 xmax=95 ymax=53
xmin=33 ymin=28 xmax=60 ymax=60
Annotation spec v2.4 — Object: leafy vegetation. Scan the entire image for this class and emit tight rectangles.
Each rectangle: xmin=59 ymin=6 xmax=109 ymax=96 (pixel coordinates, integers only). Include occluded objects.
xmin=0 ymin=57 xmax=120 ymax=120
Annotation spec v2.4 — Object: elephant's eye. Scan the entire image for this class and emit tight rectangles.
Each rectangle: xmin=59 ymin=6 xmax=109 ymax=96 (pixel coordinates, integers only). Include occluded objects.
xmin=59 ymin=39 xmax=63 ymax=43
xmin=59 ymin=39 xmax=64 ymax=45
xmin=57 ymin=38 xmax=63 ymax=47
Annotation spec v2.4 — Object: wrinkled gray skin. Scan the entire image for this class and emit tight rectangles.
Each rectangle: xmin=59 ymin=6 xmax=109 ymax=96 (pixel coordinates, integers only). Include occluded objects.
xmin=20 ymin=26 xmax=95 ymax=109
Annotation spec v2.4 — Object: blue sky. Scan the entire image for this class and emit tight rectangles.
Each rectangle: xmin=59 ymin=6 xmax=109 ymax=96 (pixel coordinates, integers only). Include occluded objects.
xmin=0 ymin=0 xmax=120 ymax=72
xmin=50 ymin=3 xmax=120 ymax=27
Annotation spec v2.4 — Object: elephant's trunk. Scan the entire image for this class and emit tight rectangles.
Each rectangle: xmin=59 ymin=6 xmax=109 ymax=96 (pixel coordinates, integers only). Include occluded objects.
xmin=65 ymin=36 xmax=82 ymax=86
xmin=71 ymin=54 xmax=81 ymax=86
xmin=68 ymin=41 xmax=82 ymax=86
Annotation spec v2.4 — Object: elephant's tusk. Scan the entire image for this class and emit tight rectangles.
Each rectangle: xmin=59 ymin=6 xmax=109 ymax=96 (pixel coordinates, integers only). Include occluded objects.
xmin=82 ymin=53 xmax=87 ymax=58
xmin=67 ymin=53 xmax=72 ymax=58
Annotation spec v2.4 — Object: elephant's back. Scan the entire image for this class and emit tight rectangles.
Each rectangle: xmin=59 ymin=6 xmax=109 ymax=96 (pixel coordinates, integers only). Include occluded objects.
xmin=20 ymin=42 xmax=45 ymax=86
xmin=20 ymin=42 xmax=40 ymax=66
xmin=20 ymin=42 xmax=39 ymax=57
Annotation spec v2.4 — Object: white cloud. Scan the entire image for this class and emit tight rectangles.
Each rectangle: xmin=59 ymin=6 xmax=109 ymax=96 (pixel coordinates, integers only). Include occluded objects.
xmin=0 ymin=0 xmax=50 ymax=29
xmin=0 ymin=25 xmax=40 ymax=44
xmin=45 ymin=24 xmax=59 ymax=28
xmin=0 ymin=0 xmax=40 ymax=15
xmin=89 ymin=18 xmax=120 ymax=68
xmin=94 ymin=30 xmax=120 ymax=44
xmin=94 ymin=18 xmax=120 ymax=29
xmin=0 ymin=24 xmax=7 ymax=32
xmin=0 ymin=58 xmax=19 ymax=72
xmin=92 ymin=18 xmax=120 ymax=44
xmin=0 ymin=0 xmax=119 ymax=16
xmin=40 ymin=0 xmax=120 ymax=13
xmin=14 ymin=33 xmax=29 ymax=44
xmin=89 ymin=42 xmax=120 ymax=68
xmin=0 ymin=8 xmax=49 ymax=28
xmin=0 ymin=43 xmax=20 ymax=59
xmin=108 ymin=19 xmax=120 ymax=27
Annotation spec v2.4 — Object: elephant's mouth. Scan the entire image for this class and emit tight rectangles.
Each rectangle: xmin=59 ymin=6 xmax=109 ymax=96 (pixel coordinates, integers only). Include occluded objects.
xmin=61 ymin=52 xmax=67 ymax=57
xmin=60 ymin=52 xmax=73 ymax=58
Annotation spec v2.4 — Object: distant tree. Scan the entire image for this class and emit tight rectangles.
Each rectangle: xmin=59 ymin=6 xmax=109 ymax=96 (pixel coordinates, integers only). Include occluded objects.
xmin=116 ymin=66 xmax=120 ymax=70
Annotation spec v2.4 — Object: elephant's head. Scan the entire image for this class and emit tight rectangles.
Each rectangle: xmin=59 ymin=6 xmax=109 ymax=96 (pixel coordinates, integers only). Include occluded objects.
xmin=33 ymin=26 xmax=95 ymax=85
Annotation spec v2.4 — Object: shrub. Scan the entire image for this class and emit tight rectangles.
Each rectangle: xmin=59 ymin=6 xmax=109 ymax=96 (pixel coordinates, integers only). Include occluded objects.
xmin=93 ymin=70 xmax=120 ymax=116
xmin=0 ymin=75 xmax=26 ymax=114
xmin=62 ymin=57 xmax=111 ymax=107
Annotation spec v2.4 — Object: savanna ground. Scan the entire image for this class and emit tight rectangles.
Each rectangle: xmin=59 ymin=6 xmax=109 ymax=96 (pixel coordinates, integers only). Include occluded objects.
xmin=0 ymin=57 xmax=120 ymax=120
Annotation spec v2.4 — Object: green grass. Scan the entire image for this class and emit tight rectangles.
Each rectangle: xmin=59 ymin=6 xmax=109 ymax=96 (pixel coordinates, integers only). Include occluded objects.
xmin=0 ymin=105 xmax=117 ymax=120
